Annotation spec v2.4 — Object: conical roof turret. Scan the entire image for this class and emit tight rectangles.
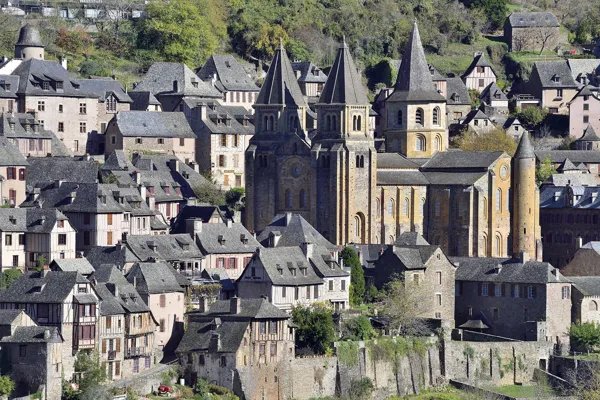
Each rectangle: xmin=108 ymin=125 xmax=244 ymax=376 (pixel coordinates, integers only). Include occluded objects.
xmin=388 ymin=20 xmax=445 ymax=102
xmin=514 ymin=132 xmax=535 ymax=159
xmin=256 ymin=43 xmax=306 ymax=107
xmin=318 ymin=39 xmax=369 ymax=105
xmin=16 ymin=24 xmax=43 ymax=48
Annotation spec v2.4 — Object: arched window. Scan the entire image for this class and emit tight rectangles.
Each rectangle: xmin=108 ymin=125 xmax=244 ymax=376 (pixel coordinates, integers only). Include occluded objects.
xmin=416 ymin=135 xmax=426 ymax=152
xmin=353 ymin=115 xmax=357 ymax=130
xmin=326 ymin=115 xmax=331 ymax=130
xmin=403 ymin=198 xmax=409 ymax=217
xmin=434 ymin=135 xmax=442 ymax=152
xmin=483 ymin=198 xmax=487 ymax=219
xmin=354 ymin=215 xmax=361 ymax=238
xmin=285 ymin=189 xmax=292 ymax=208
xmin=360 ymin=155 xmax=364 ymax=168
xmin=397 ymin=110 xmax=403 ymax=126
xmin=269 ymin=116 xmax=274 ymax=131
xmin=507 ymin=189 xmax=510 ymax=211
xmin=331 ymin=115 xmax=337 ymax=130
xmin=590 ymin=300 xmax=598 ymax=311
xmin=495 ymin=234 xmax=501 ymax=257
xmin=389 ymin=235 xmax=394 ymax=244
xmin=481 ymin=234 xmax=488 ymax=257
xmin=387 ymin=199 xmax=394 ymax=217
xmin=416 ymin=108 xmax=424 ymax=125
xmin=357 ymin=115 xmax=362 ymax=131
xmin=434 ymin=198 xmax=440 ymax=217
xmin=299 ymin=189 xmax=306 ymax=208
xmin=420 ymin=198 xmax=425 ymax=217
xmin=375 ymin=198 xmax=380 ymax=217
xmin=496 ymin=188 xmax=502 ymax=211
xmin=433 ymin=107 xmax=440 ymax=126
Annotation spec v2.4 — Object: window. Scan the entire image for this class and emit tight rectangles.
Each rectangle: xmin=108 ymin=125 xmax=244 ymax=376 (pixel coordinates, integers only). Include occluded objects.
xmin=416 ymin=135 xmax=425 ymax=151
xmin=83 ymin=231 xmax=90 ymax=246
xmin=199 ymin=355 xmax=205 ymax=365
xmin=584 ymin=116 xmax=589 ymax=123
xmin=397 ymin=110 xmax=403 ymax=126
xmin=38 ymin=101 xmax=45 ymax=111
xmin=19 ymin=345 xmax=26 ymax=358
xmin=106 ymin=96 xmax=117 ymax=112
xmin=514 ymin=284 xmax=520 ymax=298
xmin=433 ymin=107 xmax=440 ymax=126
xmin=562 ymin=286 xmax=570 ymax=299
xmin=329 ymin=281 xmax=333 ymax=291
xmin=341 ymin=280 xmax=346 ymax=291
xmin=159 ymin=319 xmax=165 ymax=332
xmin=434 ymin=198 xmax=440 ymax=217
xmin=219 ymin=155 xmax=226 ymax=167
xmin=584 ymin=103 xmax=589 ymax=111
xmin=481 ymin=282 xmax=489 ymax=296
xmin=496 ymin=188 xmax=502 ymax=211
xmin=5 ymin=234 xmax=11 ymax=246
xmin=136 ymin=138 xmax=143 ymax=144
xmin=282 ymin=287 xmax=286 ymax=298
xmin=58 ymin=104 xmax=63 ymax=113
xmin=42 ymin=81 xmax=49 ymax=90
xmin=295 ymin=287 xmax=299 ymax=300
xmin=79 ymin=103 xmax=87 ymax=114
xmin=259 ymin=343 xmax=265 ymax=356
xmin=387 ymin=199 xmax=394 ymax=217
xmin=285 ymin=189 xmax=292 ymax=208
xmin=107 ymin=214 xmax=113 ymax=225
xmin=415 ymin=108 xmax=424 ymax=125
xmin=495 ymin=284 xmax=502 ymax=297
xmin=259 ymin=321 xmax=266 ymax=334
xmin=495 ymin=235 xmax=501 ymax=257
xmin=436 ymin=293 xmax=442 ymax=306
xmin=403 ymin=198 xmax=409 ymax=217
xmin=79 ymin=122 xmax=86 ymax=133
xmin=133 ymin=358 xmax=139 ymax=373
xmin=477 ymin=66 xmax=484 ymax=73
xmin=107 ymin=231 xmax=113 ymax=245
xmin=12 ymin=255 xmax=17 ymax=266
xmin=299 ymin=190 xmax=306 ymax=208
xmin=58 ymin=122 xmax=64 ymax=132
xmin=434 ymin=135 xmax=441 ymax=152
xmin=58 ymin=234 xmax=67 ymax=245
xmin=590 ymin=301 xmax=598 ymax=311
xmin=478 ymin=78 xmax=485 ymax=87
xmin=271 ymin=343 xmax=277 ymax=356
xmin=527 ymin=285 xmax=536 ymax=299
xmin=306 ymin=286 xmax=310 ymax=299
xmin=160 ymin=294 xmax=166 ymax=308
xmin=557 ymin=89 xmax=563 ymax=98
xmin=157 ymin=138 xmax=164 ymax=144
xmin=220 ymin=134 xmax=227 ymax=147
xmin=436 ymin=271 xmax=442 ymax=285
xmin=18 ymin=234 xmax=24 ymax=245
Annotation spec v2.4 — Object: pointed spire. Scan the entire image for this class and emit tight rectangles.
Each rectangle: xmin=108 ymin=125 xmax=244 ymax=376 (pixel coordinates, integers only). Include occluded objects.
xmin=579 ymin=124 xmax=600 ymax=142
xmin=318 ymin=37 xmax=369 ymax=105
xmin=389 ymin=20 xmax=445 ymax=102
xmin=256 ymin=44 xmax=305 ymax=107
xmin=514 ymin=133 xmax=535 ymax=159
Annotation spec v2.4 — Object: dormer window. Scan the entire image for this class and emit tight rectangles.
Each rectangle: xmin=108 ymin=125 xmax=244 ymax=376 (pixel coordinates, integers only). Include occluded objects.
xmin=42 ymin=81 xmax=49 ymax=91
xmin=553 ymin=191 xmax=560 ymax=202
xmin=192 ymin=81 xmax=198 ymax=88
xmin=240 ymin=234 xmax=248 ymax=244
xmin=100 ymin=195 xmax=107 ymax=204
xmin=106 ymin=96 xmax=117 ymax=112
xmin=56 ymin=81 xmax=63 ymax=91
xmin=218 ymin=235 xmax=226 ymax=245
xmin=4 ymin=83 xmax=10 ymax=91
xmin=164 ymin=186 xmax=170 ymax=195
xmin=552 ymin=76 xmax=561 ymax=83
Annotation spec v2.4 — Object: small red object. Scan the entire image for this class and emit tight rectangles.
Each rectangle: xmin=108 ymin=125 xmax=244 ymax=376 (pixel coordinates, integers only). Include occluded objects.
xmin=571 ymin=49 xmax=576 ymax=54
xmin=158 ymin=385 xmax=172 ymax=393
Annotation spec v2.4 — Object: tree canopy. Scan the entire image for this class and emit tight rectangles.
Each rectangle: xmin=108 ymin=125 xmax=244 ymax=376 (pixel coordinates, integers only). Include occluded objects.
xmin=341 ymin=247 xmax=365 ymax=306
xmin=455 ymin=128 xmax=517 ymax=156
xmin=291 ymin=304 xmax=335 ymax=355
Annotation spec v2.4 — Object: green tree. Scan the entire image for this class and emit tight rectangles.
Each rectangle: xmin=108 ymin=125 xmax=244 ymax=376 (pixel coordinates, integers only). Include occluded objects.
xmin=462 ymin=0 xmax=507 ymax=31
xmin=378 ymin=274 xmax=431 ymax=336
xmin=455 ymin=128 xmax=517 ymax=156
xmin=536 ymin=156 xmax=556 ymax=185
xmin=35 ymin=255 xmax=47 ymax=272
xmin=193 ymin=182 xmax=225 ymax=206
xmin=518 ymin=107 xmax=548 ymax=129
xmin=342 ymin=315 xmax=376 ymax=341
xmin=74 ymin=351 xmax=106 ymax=395
xmin=569 ymin=321 xmax=600 ymax=353
xmin=0 ymin=375 xmax=14 ymax=397
xmin=0 ymin=269 xmax=22 ymax=290
xmin=468 ymin=89 xmax=481 ymax=109
xmin=291 ymin=304 xmax=335 ymax=355
xmin=225 ymin=187 xmax=245 ymax=210
xmin=341 ymin=247 xmax=364 ymax=306
xmin=139 ymin=0 xmax=226 ymax=67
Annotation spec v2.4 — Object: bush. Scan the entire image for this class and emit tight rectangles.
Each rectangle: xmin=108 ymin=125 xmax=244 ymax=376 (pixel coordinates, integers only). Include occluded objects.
xmin=349 ymin=377 xmax=373 ymax=400
xmin=341 ymin=247 xmax=364 ymax=306
xmin=194 ymin=378 xmax=209 ymax=397
xmin=0 ymin=376 xmax=14 ymax=396
xmin=569 ymin=321 xmax=600 ymax=353
xmin=518 ymin=107 xmax=548 ymax=129
xmin=342 ymin=315 xmax=376 ymax=341
xmin=292 ymin=304 xmax=335 ymax=355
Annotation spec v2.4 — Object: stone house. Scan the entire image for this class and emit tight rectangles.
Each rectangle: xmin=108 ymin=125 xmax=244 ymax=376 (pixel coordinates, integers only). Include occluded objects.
xmin=368 ymin=233 xmax=456 ymax=321
xmin=0 ymin=136 xmax=27 ymax=207
xmin=170 ymin=205 xmax=235 ymax=233
xmin=0 ymin=269 xmax=100 ymax=379
xmin=489 ymin=116 xmax=526 ymax=140
xmin=104 ymin=111 xmax=197 ymax=163
xmin=570 ymin=276 xmax=600 ymax=325
xmin=0 ymin=75 xmax=17 ymax=113
xmin=459 ymin=109 xmax=496 ymax=134
xmin=131 ymin=62 xmax=222 ymax=112
xmin=535 ymin=149 xmax=600 ymax=176
xmin=461 ymin=53 xmax=497 ymax=91
xmin=575 ymin=125 xmax=600 ymax=150
xmin=50 ymin=258 xmax=95 ymax=276
xmin=0 ymin=314 xmax=62 ymax=400
xmin=176 ymin=297 xmax=295 ymax=399
xmin=92 ymin=264 xmax=157 ymax=380
xmin=445 ymin=77 xmax=471 ymax=124
xmin=129 ymin=91 xmax=162 ymax=112
xmin=568 ymin=85 xmax=600 ymax=139
xmin=25 ymin=157 xmax=99 ymax=191
xmin=197 ymin=55 xmax=260 ymax=111
xmin=567 ymin=59 xmax=600 ymax=88
xmin=126 ymin=261 xmax=186 ymax=358
xmin=479 ymin=82 xmax=508 ymax=115
xmin=291 ymin=61 xmax=328 ymax=101
xmin=189 ymin=220 xmax=261 ymax=280
xmin=189 ymin=100 xmax=254 ymax=189
xmin=453 ymin=255 xmax=571 ymax=347
xmin=504 ymin=12 xmax=560 ymax=52
xmin=561 ymin=243 xmax=600 ymax=276
xmin=528 ymin=61 xmax=578 ymax=114
xmin=0 ymin=112 xmax=68 ymax=158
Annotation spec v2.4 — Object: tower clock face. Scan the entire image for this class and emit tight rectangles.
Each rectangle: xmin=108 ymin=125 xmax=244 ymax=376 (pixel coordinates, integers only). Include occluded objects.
xmin=500 ymin=164 xmax=509 ymax=180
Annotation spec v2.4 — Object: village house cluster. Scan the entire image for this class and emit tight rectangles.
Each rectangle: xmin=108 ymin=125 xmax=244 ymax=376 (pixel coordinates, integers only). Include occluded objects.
xmin=0 ymin=12 xmax=600 ymax=399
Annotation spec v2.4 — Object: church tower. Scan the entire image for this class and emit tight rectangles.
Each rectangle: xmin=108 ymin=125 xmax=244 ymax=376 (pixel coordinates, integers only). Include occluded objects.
xmin=511 ymin=133 xmax=542 ymax=260
xmin=384 ymin=21 xmax=447 ymax=158
xmin=313 ymin=39 xmax=376 ymax=244
xmin=245 ymin=42 xmax=309 ymax=233
xmin=14 ymin=24 xmax=44 ymax=61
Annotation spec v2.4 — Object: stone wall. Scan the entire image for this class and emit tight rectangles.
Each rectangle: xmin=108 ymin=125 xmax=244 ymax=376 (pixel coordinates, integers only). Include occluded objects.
xmin=109 ymin=363 xmax=177 ymax=396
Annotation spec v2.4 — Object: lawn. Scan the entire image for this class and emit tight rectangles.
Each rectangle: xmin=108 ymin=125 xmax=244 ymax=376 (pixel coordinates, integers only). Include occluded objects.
xmin=485 ymin=384 xmax=557 ymax=398
xmin=394 ymin=387 xmax=471 ymax=399
xmin=566 ymin=351 xmax=600 ymax=361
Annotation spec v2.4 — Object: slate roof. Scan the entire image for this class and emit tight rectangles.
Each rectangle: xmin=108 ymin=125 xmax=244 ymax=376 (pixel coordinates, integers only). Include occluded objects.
xmin=0 ymin=270 xmax=89 ymax=304
xmin=462 ymin=53 xmax=495 ymax=78
xmin=197 ymin=55 xmax=259 ymax=92
xmin=193 ymin=298 xmax=290 ymax=320
xmin=542 ymin=173 xmax=600 ymax=186
xmin=446 ymin=77 xmax=470 ymax=105
xmin=421 ymin=151 xmax=504 ymax=170
xmin=250 ymin=247 xmax=323 ymax=286
xmin=570 ymin=276 xmax=600 ymax=296
xmin=15 ymin=24 xmax=44 ymax=47
xmin=25 ymin=158 xmax=98 ymax=190
xmin=0 ymin=209 xmax=26 ymax=231
xmin=93 ymin=264 xmax=152 ymax=315
xmin=377 ymin=170 xmax=430 ymax=186
xmin=78 ymin=78 xmax=132 ymax=103
xmin=133 ymin=62 xmax=221 ymax=99
xmin=21 ymin=182 xmax=128 ymax=213
xmin=113 ymin=111 xmax=195 ymax=138
xmin=422 ymin=171 xmax=487 ymax=186
xmin=194 ymin=101 xmax=254 ymax=135
xmin=0 ymin=309 xmax=24 ymax=326
xmin=126 ymin=261 xmax=185 ymax=295
xmin=514 ymin=133 xmax=535 ymax=159
xmin=480 ymin=82 xmax=507 ymax=103
xmin=102 ymin=150 xmax=134 ymax=171
xmin=558 ymin=158 xmax=578 ymax=172
xmin=291 ymin=62 xmax=328 ymax=84
xmin=578 ymin=125 xmax=600 ymax=142
xmin=318 ymin=40 xmax=369 ymax=105
xmin=395 ymin=232 xmax=430 ymax=246
xmin=540 ymin=186 xmax=600 ymax=210
xmin=507 ymin=12 xmax=559 ymax=28
xmin=85 ymin=245 xmax=140 ymax=270
xmin=0 ymin=136 xmax=27 ymax=166
xmin=567 ymin=59 xmax=600 ymax=86
xmin=169 ymin=205 xmax=232 ymax=233
xmin=452 ymin=257 xmax=566 ymax=284
xmin=376 ymin=153 xmax=422 ymax=169
xmin=201 ymin=268 xmax=235 ymax=292
xmin=388 ymin=21 xmax=445 ymax=103
xmin=257 ymin=213 xmax=336 ymax=251
xmin=125 ymin=234 xmax=203 ymax=262
xmin=50 ymin=259 xmax=94 ymax=275
xmin=0 ymin=112 xmax=54 ymax=140
xmin=129 ymin=91 xmax=161 ymax=111
xmin=535 ymin=150 xmax=600 ymax=164
xmin=532 ymin=61 xmax=578 ymax=88
xmin=383 ymin=245 xmax=439 ymax=270
xmin=256 ymin=43 xmax=306 ymax=107
xmin=196 ymin=222 xmax=261 ymax=255
xmin=1 ymin=326 xmax=62 ymax=344
xmin=461 ymin=109 xmax=492 ymax=125
xmin=176 ymin=320 xmax=248 ymax=353
xmin=0 ymin=75 xmax=19 ymax=99
xmin=25 ymin=208 xmax=69 ymax=233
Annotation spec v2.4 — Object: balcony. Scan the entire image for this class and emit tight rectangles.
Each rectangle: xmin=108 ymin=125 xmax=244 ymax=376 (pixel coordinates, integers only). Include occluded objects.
xmin=126 ymin=347 xmax=152 ymax=358
xmin=108 ymin=350 xmax=116 ymax=360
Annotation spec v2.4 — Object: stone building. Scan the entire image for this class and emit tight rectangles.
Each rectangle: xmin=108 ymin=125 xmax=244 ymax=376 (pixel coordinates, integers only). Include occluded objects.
xmin=570 ymin=276 xmax=600 ymax=325
xmin=536 ymin=149 xmax=600 ymax=176
xmin=445 ymin=77 xmax=471 ymax=124
xmin=0 ymin=75 xmax=18 ymax=113
xmin=504 ymin=12 xmax=560 ymax=52
xmin=479 ymin=82 xmax=508 ymax=115
xmin=176 ymin=297 xmax=295 ymax=399
xmin=0 ymin=112 xmax=61 ymax=157
xmin=367 ymin=233 xmax=456 ymax=321
xmin=528 ymin=61 xmax=578 ymax=114
xmin=461 ymin=52 xmax=497 ymax=91
xmin=562 ymin=243 xmax=600 ymax=276
xmin=14 ymin=24 xmax=45 ymax=61
xmin=568 ymin=85 xmax=600 ymax=139
xmin=291 ymin=61 xmax=328 ymax=101
xmin=0 ymin=136 xmax=27 ymax=207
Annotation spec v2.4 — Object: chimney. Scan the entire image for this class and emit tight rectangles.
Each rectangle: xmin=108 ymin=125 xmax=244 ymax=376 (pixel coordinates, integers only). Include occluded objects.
xmin=199 ymin=296 xmax=209 ymax=313
xmin=495 ymin=264 xmax=502 ymax=274
xmin=226 ymin=220 xmax=233 ymax=228
xmin=43 ymin=329 xmax=50 ymax=340
xmin=60 ymin=56 xmax=67 ymax=70
xmin=169 ymin=159 xmax=179 ymax=173
xmin=116 ymin=240 xmax=122 ymax=251
xmin=519 ymin=251 xmax=529 ymax=264
xmin=76 ymin=251 xmax=83 ymax=258
xmin=230 ymin=296 xmax=241 ymax=315
xmin=69 ymin=191 xmax=77 ymax=204
xmin=106 ymin=282 xmax=119 ymax=297
xmin=186 ymin=218 xmax=202 ymax=237
xmin=148 ymin=193 xmax=156 ymax=210
xmin=285 ymin=212 xmax=292 ymax=226
xmin=39 ymin=215 xmax=46 ymax=225
xmin=576 ymin=236 xmax=583 ymax=249
xmin=42 ymin=264 xmax=50 ymax=277
xmin=148 ymin=240 xmax=157 ymax=251
xmin=133 ymin=170 xmax=141 ymax=185
xmin=300 ymin=242 xmax=313 ymax=261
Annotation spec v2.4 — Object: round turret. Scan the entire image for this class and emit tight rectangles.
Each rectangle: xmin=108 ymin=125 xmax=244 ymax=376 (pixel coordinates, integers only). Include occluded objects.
xmin=14 ymin=24 xmax=44 ymax=61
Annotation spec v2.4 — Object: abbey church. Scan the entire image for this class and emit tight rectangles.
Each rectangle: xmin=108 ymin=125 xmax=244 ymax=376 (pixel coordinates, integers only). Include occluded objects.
xmin=245 ymin=21 xmax=541 ymax=260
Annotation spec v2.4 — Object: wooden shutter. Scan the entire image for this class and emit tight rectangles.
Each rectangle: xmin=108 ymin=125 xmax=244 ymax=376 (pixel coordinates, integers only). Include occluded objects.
xmin=107 ymin=214 xmax=113 ymax=225
xmin=490 ymin=283 xmax=495 ymax=296
xmin=106 ymin=317 xmax=111 ymax=329
xmin=501 ymin=283 xmax=506 ymax=297
xmin=102 ymin=339 xmax=107 ymax=354
xmin=115 ymin=361 xmax=120 ymax=377
xmin=478 ymin=283 xmax=482 ymax=296
xmin=116 ymin=338 xmax=121 ymax=353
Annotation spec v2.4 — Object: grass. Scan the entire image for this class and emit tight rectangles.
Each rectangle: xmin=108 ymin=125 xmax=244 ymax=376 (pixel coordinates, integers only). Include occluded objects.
xmin=566 ymin=351 xmax=600 ymax=360
xmin=394 ymin=387 xmax=470 ymax=399
xmin=485 ymin=384 xmax=557 ymax=398
xmin=507 ymin=50 xmax=562 ymax=63
xmin=427 ymin=37 xmax=508 ymax=76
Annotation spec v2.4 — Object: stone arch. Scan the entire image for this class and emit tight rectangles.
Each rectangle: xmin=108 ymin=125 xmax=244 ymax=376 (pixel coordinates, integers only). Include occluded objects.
xmin=494 ymin=233 xmax=502 ymax=257
xmin=434 ymin=134 xmax=442 ymax=152
xmin=591 ymin=300 xmax=598 ymax=311
xmin=416 ymin=134 xmax=426 ymax=152
xmin=433 ymin=107 xmax=440 ymax=126
xmin=416 ymin=108 xmax=424 ymax=125
xmin=354 ymin=212 xmax=366 ymax=243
